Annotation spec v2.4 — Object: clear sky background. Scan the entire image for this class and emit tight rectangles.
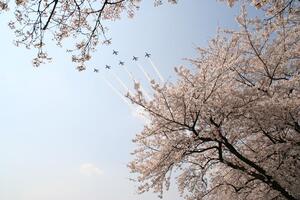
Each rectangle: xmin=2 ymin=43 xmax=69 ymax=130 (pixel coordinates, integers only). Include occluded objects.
xmin=0 ymin=1 xmax=246 ymax=200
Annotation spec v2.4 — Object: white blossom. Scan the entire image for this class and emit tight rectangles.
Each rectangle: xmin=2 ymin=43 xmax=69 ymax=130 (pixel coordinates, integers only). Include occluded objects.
xmin=128 ymin=1 xmax=300 ymax=199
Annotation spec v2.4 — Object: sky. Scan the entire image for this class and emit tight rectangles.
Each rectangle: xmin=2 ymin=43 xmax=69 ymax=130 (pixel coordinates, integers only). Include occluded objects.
xmin=0 ymin=1 xmax=245 ymax=200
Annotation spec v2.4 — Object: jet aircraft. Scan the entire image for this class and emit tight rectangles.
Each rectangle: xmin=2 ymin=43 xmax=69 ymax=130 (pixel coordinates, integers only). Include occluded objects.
xmin=133 ymin=56 xmax=138 ymax=61
xmin=105 ymin=65 xmax=111 ymax=69
xmin=113 ymin=50 xmax=119 ymax=55
xmin=145 ymin=52 xmax=151 ymax=58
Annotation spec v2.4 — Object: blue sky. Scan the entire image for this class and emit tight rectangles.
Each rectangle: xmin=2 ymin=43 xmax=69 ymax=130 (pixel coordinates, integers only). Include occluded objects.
xmin=0 ymin=1 xmax=244 ymax=199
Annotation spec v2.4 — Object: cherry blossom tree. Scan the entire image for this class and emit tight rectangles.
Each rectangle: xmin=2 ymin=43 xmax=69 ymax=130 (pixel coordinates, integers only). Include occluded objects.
xmin=128 ymin=0 xmax=300 ymax=199
xmin=0 ymin=0 xmax=177 ymax=69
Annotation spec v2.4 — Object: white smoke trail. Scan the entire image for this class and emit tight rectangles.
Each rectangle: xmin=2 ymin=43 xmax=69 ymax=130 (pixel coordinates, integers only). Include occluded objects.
xmin=123 ymin=66 xmax=135 ymax=81
xmin=111 ymin=71 xmax=131 ymax=93
xmin=148 ymin=58 xmax=164 ymax=83
xmin=134 ymin=80 xmax=151 ymax=100
xmin=123 ymin=65 xmax=151 ymax=100
xmin=136 ymin=63 xmax=151 ymax=82
xmin=102 ymin=75 xmax=132 ymax=107
xmin=141 ymin=86 xmax=151 ymax=100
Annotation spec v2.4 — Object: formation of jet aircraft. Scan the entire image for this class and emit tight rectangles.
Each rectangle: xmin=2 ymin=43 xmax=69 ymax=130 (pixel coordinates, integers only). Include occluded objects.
xmin=94 ymin=51 xmax=151 ymax=71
